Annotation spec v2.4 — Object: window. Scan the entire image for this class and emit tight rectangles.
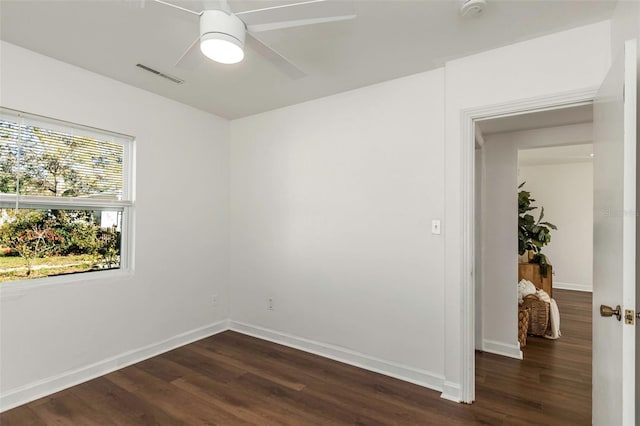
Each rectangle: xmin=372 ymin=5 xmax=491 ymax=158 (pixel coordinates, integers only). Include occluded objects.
xmin=0 ymin=107 xmax=134 ymax=284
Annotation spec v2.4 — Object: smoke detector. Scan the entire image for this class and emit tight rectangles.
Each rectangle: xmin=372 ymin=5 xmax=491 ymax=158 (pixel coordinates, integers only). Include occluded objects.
xmin=460 ymin=0 xmax=486 ymax=17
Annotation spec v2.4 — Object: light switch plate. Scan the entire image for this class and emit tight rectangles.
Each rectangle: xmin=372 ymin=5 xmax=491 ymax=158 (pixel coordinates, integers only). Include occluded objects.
xmin=432 ymin=220 xmax=441 ymax=235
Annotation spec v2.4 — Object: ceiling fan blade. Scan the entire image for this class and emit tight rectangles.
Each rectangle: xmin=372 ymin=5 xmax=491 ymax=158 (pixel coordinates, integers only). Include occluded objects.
xmin=153 ymin=0 xmax=201 ymax=16
xmin=247 ymin=14 xmax=356 ymax=33
xmin=175 ymin=36 xmax=202 ymax=70
xmin=245 ymin=32 xmax=306 ymax=79
xmin=236 ymin=0 xmax=325 ymax=16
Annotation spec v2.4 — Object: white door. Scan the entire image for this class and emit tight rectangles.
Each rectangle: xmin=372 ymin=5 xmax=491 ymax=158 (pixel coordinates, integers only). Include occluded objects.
xmin=592 ymin=39 xmax=637 ymax=425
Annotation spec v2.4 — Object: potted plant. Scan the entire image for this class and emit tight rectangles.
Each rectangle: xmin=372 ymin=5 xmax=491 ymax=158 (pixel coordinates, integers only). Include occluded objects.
xmin=518 ymin=182 xmax=557 ymax=277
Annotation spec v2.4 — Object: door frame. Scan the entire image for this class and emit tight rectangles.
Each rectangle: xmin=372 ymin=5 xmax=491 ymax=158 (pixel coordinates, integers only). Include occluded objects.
xmin=459 ymin=87 xmax=599 ymax=403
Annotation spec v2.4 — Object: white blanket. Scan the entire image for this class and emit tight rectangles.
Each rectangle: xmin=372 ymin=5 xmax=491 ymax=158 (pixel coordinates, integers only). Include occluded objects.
xmin=518 ymin=284 xmax=562 ymax=339
xmin=517 ymin=279 xmax=537 ymax=304
xmin=535 ymin=289 xmax=561 ymax=339
xmin=536 ymin=288 xmax=550 ymax=303
xmin=545 ymin=297 xmax=562 ymax=339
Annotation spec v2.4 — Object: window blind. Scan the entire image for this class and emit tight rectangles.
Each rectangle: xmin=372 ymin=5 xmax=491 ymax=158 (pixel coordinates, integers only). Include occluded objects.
xmin=0 ymin=108 xmax=131 ymax=204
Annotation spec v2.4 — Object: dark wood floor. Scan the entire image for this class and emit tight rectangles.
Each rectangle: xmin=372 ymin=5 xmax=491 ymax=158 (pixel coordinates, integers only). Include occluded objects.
xmin=1 ymin=289 xmax=591 ymax=425
xmin=474 ymin=289 xmax=592 ymax=425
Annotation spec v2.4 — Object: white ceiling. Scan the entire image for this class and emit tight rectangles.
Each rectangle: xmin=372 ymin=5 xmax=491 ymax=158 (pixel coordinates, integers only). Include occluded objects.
xmin=0 ymin=0 xmax=615 ymax=119
xmin=518 ymin=143 xmax=593 ymax=166
xmin=477 ymin=103 xmax=593 ymax=135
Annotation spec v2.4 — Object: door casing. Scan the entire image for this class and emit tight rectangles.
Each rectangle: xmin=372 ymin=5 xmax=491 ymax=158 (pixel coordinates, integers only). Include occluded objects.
xmin=459 ymin=87 xmax=599 ymax=403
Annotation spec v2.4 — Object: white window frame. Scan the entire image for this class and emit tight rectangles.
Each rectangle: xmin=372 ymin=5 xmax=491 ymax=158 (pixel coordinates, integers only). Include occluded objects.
xmin=0 ymin=107 xmax=135 ymax=291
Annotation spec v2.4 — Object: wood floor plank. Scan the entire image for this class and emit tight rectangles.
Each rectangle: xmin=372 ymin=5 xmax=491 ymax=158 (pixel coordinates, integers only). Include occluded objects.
xmin=171 ymin=376 xmax=284 ymax=426
xmin=70 ymin=376 xmax=185 ymax=425
xmin=161 ymin=346 xmax=246 ymax=383
xmin=0 ymin=289 xmax=591 ymax=425
xmin=187 ymin=344 xmax=307 ymax=391
xmin=107 ymin=366 xmax=249 ymax=425
xmin=0 ymin=405 xmax=46 ymax=426
xmin=235 ymin=372 xmax=389 ymax=425
xmin=28 ymin=392 xmax=107 ymax=425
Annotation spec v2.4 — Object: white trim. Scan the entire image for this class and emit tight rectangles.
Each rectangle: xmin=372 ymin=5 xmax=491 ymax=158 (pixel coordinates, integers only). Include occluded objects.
xmin=0 ymin=319 xmax=229 ymax=412
xmin=0 ymin=106 xmax=134 ymax=141
xmin=0 ymin=194 xmax=131 ymax=210
xmin=229 ymin=321 xmax=444 ymax=393
xmin=0 ymin=268 xmax=134 ymax=297
xmin=122 ymin=138 xmax=136 ymax=272
xmin=474 ymin=123 xmax=485 ymax=148
xmin=1 ymin=319 xmax=448 ymax=413
xmin=620 ymin=39 xmax=637 ymax=426
xmin=441 ymin=381 xmax=462 ymax=403
xmin=460 ymin=86 xmax=599 ymax=403
xmin=554 ymin=282 xmax=593 ymax=292
xmin=481 ymin=339 xmax=523 ymax=360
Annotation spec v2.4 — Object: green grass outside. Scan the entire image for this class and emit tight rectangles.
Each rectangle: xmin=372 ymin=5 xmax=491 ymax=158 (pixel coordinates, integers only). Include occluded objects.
xmin=0 ymin=254 xmax=96 ymax=269
xmin=0 ymin=252 xmax=101 ymax=283
xmin=0 ymin=264 xmax=95 ymax=283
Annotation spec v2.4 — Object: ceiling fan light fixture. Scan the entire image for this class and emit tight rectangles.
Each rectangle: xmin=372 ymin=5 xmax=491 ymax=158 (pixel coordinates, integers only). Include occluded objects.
xmin=200 ymin=34 xmax=244 ymax=64
xmin=199 ymin=10 xmax=246 ymax=65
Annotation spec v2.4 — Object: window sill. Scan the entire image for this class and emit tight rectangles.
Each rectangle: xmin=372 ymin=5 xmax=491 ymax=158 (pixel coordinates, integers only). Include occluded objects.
xmin=0 ymin=268 xmax=134 ymax=300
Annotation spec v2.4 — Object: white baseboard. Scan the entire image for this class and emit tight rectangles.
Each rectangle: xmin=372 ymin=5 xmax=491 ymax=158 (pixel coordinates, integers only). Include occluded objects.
xmin=0 ymin=319 xmax=229 ymax=413
xmin=440 ymin=381 xmax=462 ymax=402
xmin=229 ymin=321 xmax=446 ymax=395
xmin=481 ymin=339 xmax=523 ymax=360
xmin=554 ymin=282 xmax=592 ymax=292
xmin=2 ymin=319 xmax=461 ymax=412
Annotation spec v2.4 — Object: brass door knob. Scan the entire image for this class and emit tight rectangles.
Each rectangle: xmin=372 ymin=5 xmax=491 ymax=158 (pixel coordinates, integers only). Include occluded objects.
xmin=600 ymin=304 xmax=622 ymax=321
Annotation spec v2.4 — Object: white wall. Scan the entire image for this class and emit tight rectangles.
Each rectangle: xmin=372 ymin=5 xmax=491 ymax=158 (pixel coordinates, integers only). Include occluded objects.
xmin=230 ymin=70 xmax=447 ymax=388
xmin=478 ymin=123 xmax=593 ymax=356
xmin=479 ymin=132 xmax=521 ymax=358
xmin=519 ymin=162 xmax=594 ymax=291
xmin=0 ymin=41 xmax=230 ymax=409
xmin=443 ymin=21 xmax=609 ymax=398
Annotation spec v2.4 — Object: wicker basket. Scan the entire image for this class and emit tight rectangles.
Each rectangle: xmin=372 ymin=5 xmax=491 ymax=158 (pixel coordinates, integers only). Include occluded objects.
xmin=522 ymin=294 xmax=549 ymax=336
xmin=518 ymin=306 xmax=529 ymax=347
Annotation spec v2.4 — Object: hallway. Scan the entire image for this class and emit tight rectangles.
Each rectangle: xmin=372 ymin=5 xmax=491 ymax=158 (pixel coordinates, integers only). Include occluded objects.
xmin=474 ymin=289 xmax=592 ymax=424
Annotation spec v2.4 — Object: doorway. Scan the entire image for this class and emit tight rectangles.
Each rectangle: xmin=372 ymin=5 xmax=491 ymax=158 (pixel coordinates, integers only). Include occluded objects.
xmin=471 ymin=104 xmax=594 ymax=421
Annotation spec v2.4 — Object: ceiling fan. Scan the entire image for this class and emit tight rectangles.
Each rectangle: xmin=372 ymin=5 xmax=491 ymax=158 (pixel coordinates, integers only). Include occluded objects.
xmin=152 ymin=0 xmax=356 ymax=78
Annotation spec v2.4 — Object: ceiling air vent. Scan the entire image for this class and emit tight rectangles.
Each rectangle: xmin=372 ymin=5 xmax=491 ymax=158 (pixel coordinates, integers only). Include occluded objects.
xmin=136 ymin=64 xmax=184 ymax=84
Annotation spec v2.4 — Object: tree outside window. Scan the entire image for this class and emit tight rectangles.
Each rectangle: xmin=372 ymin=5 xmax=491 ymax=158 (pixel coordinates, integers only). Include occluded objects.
xmin=0 ymin=109 xmax=132 ymax=283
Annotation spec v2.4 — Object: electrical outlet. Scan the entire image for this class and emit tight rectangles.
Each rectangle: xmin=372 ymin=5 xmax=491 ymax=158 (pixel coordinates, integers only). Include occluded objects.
xmin=212 ymin=294 xmax=218 ymax=307
xmin=268 ymin=297 xmax=274 ymax=311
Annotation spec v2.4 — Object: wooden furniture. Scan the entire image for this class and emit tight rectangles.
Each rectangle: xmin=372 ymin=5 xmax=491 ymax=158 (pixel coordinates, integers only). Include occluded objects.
xmin=518 ymin=262 xmax=552 ymax=298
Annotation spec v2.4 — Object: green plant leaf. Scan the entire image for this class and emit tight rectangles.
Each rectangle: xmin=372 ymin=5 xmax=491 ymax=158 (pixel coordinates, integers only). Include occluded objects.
xmin=538 ymin=206 xmax=545 ymax=222
xmin=517 ymin=183 xmax=557 ymax=258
